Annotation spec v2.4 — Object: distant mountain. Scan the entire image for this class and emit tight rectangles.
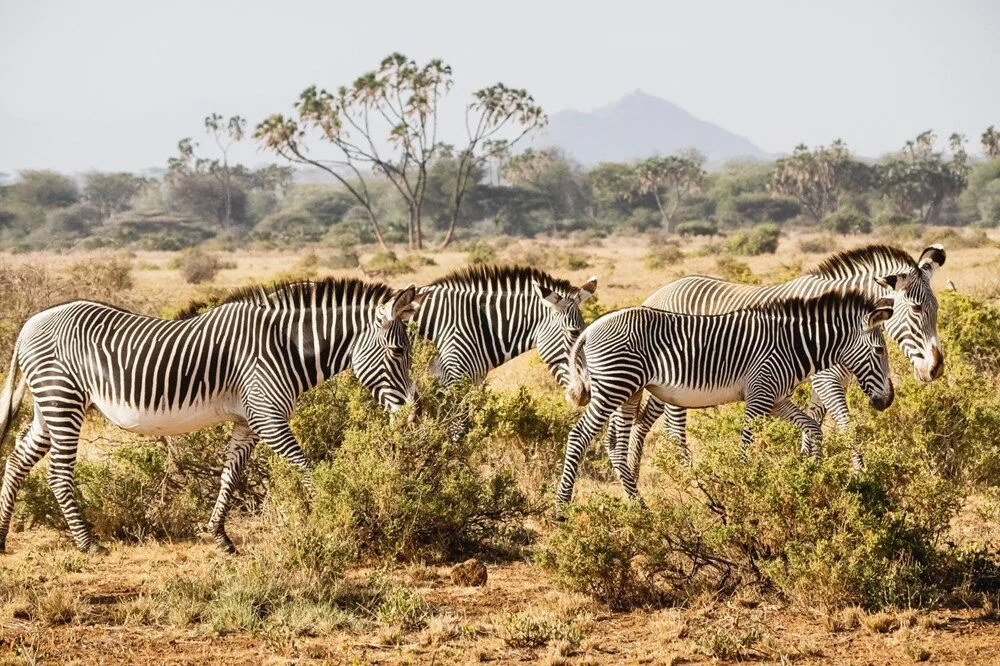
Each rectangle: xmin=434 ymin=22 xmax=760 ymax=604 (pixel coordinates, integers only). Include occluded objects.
xmin=539 ymin=90 xmax=768 ymax=165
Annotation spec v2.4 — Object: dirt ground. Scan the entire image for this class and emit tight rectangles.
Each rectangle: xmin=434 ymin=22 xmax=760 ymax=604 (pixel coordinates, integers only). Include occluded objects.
xmin=3 ymin=526 xmax=1000 ymax=665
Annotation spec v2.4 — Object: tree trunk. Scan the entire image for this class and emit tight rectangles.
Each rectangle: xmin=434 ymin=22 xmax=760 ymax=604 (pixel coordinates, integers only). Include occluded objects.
xmin=652 ymin=189 xmax=671 ymax=233
xmin=366 ymin=206 xmax=389 ymax=251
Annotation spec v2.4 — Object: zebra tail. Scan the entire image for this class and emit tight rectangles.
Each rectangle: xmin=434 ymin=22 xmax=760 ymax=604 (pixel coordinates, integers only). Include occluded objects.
xmin=0 ymin=337 xmax=26 ymax=447
xmin=565 ymin=329 xmax=591 ymax=407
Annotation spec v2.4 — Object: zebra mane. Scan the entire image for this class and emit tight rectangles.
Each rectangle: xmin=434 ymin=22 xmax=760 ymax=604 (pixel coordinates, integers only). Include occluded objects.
xmin=173 ymin=277 xmax=394 ymax=320
xmin=430 ymin=264 xmax=575 ymax=294
xmin=772 ymin=288 xmax=878 ymax=316
xmin=807 ymin=244 xmax=916 ymax=279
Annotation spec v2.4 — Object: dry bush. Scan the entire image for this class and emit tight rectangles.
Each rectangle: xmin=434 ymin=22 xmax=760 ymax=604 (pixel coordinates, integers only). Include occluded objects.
xmin=798 ymin=234 xmax=839 ymax=254
xmin=174 ymin=248 xmax=226 ymax=284
xmin=643 ymin=244 xmax=684 ymax=270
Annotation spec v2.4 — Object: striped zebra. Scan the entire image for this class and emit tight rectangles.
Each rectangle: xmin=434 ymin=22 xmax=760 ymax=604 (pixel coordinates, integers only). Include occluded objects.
xmin=414 ymin=265 xmax=597 ymax=387
xmin=620 ymin=244 xmax=945 ymax=474
xmin=0 ymin=278 xmax=425 ymax=554
xmin=560 ymin=289 xmax=895 ymax=504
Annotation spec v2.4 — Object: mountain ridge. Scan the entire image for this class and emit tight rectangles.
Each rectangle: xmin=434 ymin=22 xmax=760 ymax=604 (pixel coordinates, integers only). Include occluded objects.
xmin=539 ymin=90 xmax=768 ymax=165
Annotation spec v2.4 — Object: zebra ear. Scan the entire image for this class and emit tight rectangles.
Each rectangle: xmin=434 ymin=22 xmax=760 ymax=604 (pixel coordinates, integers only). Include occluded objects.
xmin=874 ymin=274 xmax=904 ymax=291
xmin=394 ymin=287 xmax=430 ymax=322
xmin=575 ymin=276 xmax=598 ymax=304
xmin=866 ymin=298 xmax=895 ymax=330
xmin=389 ymin=285 xmax=419 ymax=321
xmin=533 ymin=279 xmax=567 ymax=312
xmin=917 ymin=244 xmax=946 ymax=277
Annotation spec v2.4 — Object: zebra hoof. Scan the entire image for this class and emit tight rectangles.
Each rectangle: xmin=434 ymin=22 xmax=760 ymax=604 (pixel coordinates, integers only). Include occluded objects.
xmin=86 ymin=543 xmax=110 ymax=556
xmin=212 ymin=533 xmax=238 ymax=554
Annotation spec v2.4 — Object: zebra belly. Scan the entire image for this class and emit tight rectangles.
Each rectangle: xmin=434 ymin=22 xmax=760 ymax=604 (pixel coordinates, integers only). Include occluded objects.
xmin=646 ymin=382 xmax=744 ymax=409
xmin=91 ymin=396 xmax=241 ymax=436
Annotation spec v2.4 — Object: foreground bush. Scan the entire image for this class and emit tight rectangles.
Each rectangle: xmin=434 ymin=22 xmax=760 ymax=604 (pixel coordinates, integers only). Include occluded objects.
xmin=541 ymin=296 xmax=1000 ymax=610
xmin=273 ymin=336 xmax=539 ymax=562
xmin=12 ymin=426 xmax=270 ymax=541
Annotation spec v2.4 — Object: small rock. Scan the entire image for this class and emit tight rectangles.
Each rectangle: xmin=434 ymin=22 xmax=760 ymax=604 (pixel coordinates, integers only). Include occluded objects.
xmin=451 ymin=558 xmax=488 ymax=587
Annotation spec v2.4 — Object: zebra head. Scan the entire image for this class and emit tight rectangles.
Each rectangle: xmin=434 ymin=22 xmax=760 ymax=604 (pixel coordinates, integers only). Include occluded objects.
xmin=874 ymin=244 xmax=946 ymax=383
xmin=532 ymin=276 xmax=598 ymax=388
xmin=351 ymin=285 xmax=427 ymax=412
xmin=839 ymin=296 xmax=896 ymax=411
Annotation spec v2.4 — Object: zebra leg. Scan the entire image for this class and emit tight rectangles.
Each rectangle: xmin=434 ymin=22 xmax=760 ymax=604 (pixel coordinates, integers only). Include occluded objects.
xmin=44 ymin=404 xmax=104 ymax=554
xmin=801 ymin=382 xmax=829 ymax=457
xmin=556 ymin=399 xmax=617 ymax=507
xmin=624 ymin=394 xmax=655 ymax=478
xmin=661 ymin=403 xmax=690 ymax=467
xmin=0 ymin=412 xmax=52 ymax=553
xmin=247 ymin=413 xmax=314 ymax=488
xmin=741 ymin=395 xmax=776 ymax=459
xmin=771 ymin=398 xmax=824 ymax=459
xmin=609 ymin=392 xmax=642 ymax=501
xmin=206 ymin=423 xmax=259 ymax=554
xmin=811 ymin=367 xmax=858 ymax=468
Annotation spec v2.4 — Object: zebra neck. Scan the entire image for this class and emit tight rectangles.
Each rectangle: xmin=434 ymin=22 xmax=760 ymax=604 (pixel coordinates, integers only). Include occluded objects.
xmin=271 ymin=306 xmax=366 ymax=393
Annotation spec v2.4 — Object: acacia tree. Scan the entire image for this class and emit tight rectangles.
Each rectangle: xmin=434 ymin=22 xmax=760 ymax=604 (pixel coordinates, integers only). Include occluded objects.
xmin=83 ymin=172 xmax=145 ymax=219
xmin=256 ymin=53 xmax=543 ymax=250
xmin=876 ymin=131 xmax=969 ymax=223
xmin=256 ymin=54 xmax=450 ymax=250
xmin=634 ymin=152 xmax=705 ymax=232
xmin=771 ymin=140 xmax=870 ymax=222
xmin=168 ymin=114 xmax=247 ymax=229
xmin=589 ymin=162 xmax=639 ymax=208
xmin=983 ymin=126 xmax=1000 ymax=158
xmin=436 ymin=84 xmax=544 ymax=248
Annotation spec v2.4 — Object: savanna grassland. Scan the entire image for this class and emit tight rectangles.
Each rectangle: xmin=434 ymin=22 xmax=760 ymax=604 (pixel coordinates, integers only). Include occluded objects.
xmin=1 ymin=229 xmax=1000 ymax=665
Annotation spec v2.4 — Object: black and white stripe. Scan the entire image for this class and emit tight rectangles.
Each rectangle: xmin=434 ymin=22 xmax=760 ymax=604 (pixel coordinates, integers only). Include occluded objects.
xmin=559 ymin=290 xmax=895 ymax=504
xmin=623 ymin=244 xmax=946 ymax=472
xmin=415 ymin=265 xmax=597 ymax=387
xmin=0 ymin=278 xmax=424 ymax=554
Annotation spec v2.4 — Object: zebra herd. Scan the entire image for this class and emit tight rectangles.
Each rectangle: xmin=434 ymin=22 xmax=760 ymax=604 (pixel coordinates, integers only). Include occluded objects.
xmin=0 ymin=244 xmax=945 ymax=555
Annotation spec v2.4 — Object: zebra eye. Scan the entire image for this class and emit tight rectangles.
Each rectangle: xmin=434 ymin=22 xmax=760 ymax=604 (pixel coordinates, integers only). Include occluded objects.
xmin=912 ymin=304 xmax=923 ymax=314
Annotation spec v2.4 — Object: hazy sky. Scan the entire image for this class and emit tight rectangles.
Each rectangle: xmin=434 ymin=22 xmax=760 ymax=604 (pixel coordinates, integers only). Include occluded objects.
xmin=1 ymin=0 xmax=998 ymax=174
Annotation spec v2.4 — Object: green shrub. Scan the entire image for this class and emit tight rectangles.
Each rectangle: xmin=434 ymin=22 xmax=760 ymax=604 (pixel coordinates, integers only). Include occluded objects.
xmin=823 ymin=209 xmax=873 ymax=234
xmin=467 ymin=242 xmax=498 ymax=265
xmin=938 ymin=291 xmax=1000 ymax=375
xmin=537 ymin=494 xmax=719 ymax=609
xmin=12 ymin=425 xmax=270 ymax=541
xmin=495 ymin=609 xmax=583 ymax=648
xmin=362 ymin=250 xmax=421 ymax=277
xmin=715 ymin=256 xmax=760 ymax=284
xmin=798 ymin=234 xmax=838 ymax=254
xmin=727 ymin=223 xmax=780 ymax=255
xmin=272 ymin=338 xmax=535 ymax=562
xmin=325 ymin=248 xmax=360 ymax=270
xmin=643 ymin=244 xmax=684 ymax=270
xmin=676 ymin=220 xmax=718 ymax=237
xmin=541 ymin=320 xmax=1000 ymax=611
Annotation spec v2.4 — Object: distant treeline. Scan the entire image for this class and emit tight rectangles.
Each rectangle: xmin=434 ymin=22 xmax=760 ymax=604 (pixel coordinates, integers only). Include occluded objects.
xmin=1 ymin=128 xmax=997 ymax=254
xmin=2 ymin=50 xmax=998 ymax=254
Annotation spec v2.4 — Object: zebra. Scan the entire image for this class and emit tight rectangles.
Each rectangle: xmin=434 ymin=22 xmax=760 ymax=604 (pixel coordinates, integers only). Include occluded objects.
xmin=0 ymin=278 xmax=425 ymax=555
xmin=414 ymin=265 xmax=597 ymax=387
xmin=559 ymin=289 xmax=895 ymax=504
xmin=618 ymin=244 xmax=945 ymax=475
